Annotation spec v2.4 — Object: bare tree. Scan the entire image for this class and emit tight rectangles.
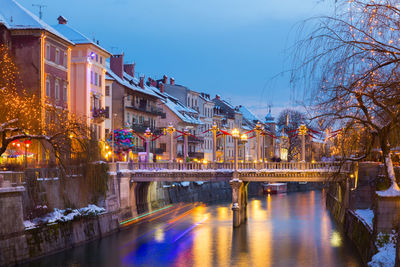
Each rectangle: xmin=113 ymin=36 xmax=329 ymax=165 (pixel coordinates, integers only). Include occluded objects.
xmin=292 ymin=0 xmax=400 ymax=194
xmin=0 ymin=44 xmax=87 ymax=166
xmin=276 ymin=109 xmax=307 ymax=161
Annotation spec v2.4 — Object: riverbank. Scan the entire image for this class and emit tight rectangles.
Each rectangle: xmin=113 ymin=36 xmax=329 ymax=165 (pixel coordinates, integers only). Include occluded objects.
xmin=326 ymin=192 xmax=376 ymax=265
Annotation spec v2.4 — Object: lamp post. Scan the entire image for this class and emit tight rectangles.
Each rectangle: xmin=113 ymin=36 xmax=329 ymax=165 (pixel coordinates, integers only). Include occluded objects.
xmin=166 ymin=123 xmax=175 ymax=162
xmin=241 ymin=133 xmax=248 ymax=164
xmin=111 ymin=113 xmax=117 ymax=163
xmin=211 ymin=122 xmax=218 ymax=163
xmin=231 ymin=128 xmax=240 ymax=172
xmin=24 ymin=140 xmax=31 ymax=168
xmin=262 ymin=130 xmax=265 ymax=163
xmin=255 ymin=122 xmax=263 ymax=163
xmin=183 ymin=128 xmax=189 ymax=162
xmin=298 ymin=124 xmax=308 ymax=162
xmin=144 ymin=128 xmax=152 ymax=163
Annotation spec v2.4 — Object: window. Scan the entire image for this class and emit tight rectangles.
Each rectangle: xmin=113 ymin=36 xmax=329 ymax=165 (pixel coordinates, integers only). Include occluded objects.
xmin=95 ymin=73 xmax=98 ymax=86
xmin=99 ymin=75 xmax=102 ymax=87
xmin=64 ymin=53 xmax=67 ymax=67
xmin=105 ymin=106 xmax=110 ymax=118
xmin=46 ymin=78 xmax=51 ymax=97
xmin=105 ymin=86 xmax=110 ymax=96
xmin=127 ymin=113 xmax=130 ymax=124
xmin=90 ymin=71 xmax=93 ymax=84
xmin=56 ymin=49 xmax=60 ymax=64
xmin=63 ymin=84 xmax=67 ymax=103
xmin=55 ymin=80 xmax=60 ymax=100
xmin=46 ymin=45 xmax=50 ymax=60
xmin=100 ymin=56 xmax=103 ymax=64
xmin=127 ymin=95 xmax=130 ymax=101
xmin=105 ymin=129 xmax=109 ymax=136
xmin=98 ymin=125 xmax=101 ymax=140
xmin=96 ymin=54 xmax=98 ymax=62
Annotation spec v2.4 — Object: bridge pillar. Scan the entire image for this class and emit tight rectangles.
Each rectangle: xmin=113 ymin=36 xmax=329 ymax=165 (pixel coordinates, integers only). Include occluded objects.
xmin=230 ymin=179 xmax=249 ymax=227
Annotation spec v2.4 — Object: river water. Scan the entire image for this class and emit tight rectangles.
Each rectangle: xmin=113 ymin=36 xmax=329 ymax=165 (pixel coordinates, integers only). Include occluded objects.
xmin=24 ymin=190 xmax=362 ymax=267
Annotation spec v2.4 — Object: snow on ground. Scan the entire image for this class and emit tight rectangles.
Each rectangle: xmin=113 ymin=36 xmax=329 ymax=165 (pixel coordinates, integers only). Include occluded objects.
xmin=368 ymin=233 xmax=397 ymax=267
xmin=376 ymin=184 xmax=400 ymax=197
xmin=23 ymin=220 xmax=36 ymax=229
xmin=23 ymin=204 xmax=105 ymax=229
xmin=355 ymin=209 xmax=374 ymax=229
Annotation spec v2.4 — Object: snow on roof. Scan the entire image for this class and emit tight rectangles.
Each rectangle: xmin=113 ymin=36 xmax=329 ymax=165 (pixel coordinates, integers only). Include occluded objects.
xmin=0 ymin=0 xmax=73 ymax=44
xmin=52 ymin=23 xmax=110 ymax=54
xmin=149 ymin=87 xmax=202 ymax=125
xmin=106 ymin=67 xmax=159 ymax=98
xmin=238 ymin=105 xmax=261 ymax=123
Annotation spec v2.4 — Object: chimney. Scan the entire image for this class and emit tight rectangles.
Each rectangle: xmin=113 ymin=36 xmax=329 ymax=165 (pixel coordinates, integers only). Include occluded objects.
xmin=170 ymin=77 xmax=175 ymax=85
xmin=159 ymin=83 xmax=164 ymax=93
xmin=163 ymin=75 xmax=168 ymax=84
xmin=124 ymin=63 xmax=135 ymax=78
xmin=139 ymin=76 xmax=145 ymax=89
xmin=57 ymin=16 xmax=67 ymax=24
xmin=216 ymin=94 xmax=220 ymax=100
xmin=110 ymin=54 xmax=124 ymax=79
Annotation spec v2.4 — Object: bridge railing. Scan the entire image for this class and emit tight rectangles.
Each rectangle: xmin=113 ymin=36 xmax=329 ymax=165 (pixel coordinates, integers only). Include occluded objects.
xmin=112 ymin=161 xmax=352 ymax=172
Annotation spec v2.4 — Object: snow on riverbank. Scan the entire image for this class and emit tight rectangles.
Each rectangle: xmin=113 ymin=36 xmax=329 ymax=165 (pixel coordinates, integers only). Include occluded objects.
xmin=368 ymin=233 xmax=397 ymax=267
xmin=355 ymin=209 xmax=374 ymax=229
xmin=23 ymin=204 xmax=105 ymax=229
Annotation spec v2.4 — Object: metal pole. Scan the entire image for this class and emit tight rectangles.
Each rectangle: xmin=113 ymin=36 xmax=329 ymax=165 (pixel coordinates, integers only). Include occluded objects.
xmin=25 ymin=143 xmax=27 ymax=168
xmin=146 ymin=139 xmax=150 ymax=163
xmin=234 ymin=138 xmax=238 ymax=171
xmin=183 ymin=129 xmax=188 ymax=162
xmin=212 ymin=129 xmax=217 ymax=162
xmin=223 ymin=135 xmax=227 ymax=163
xmin=243 ymin=142 xmax=246 ymax=163
xmin=111 ymin=114 xmax=115 ymax=163
xmin=262 ymin=134 xmax=265 ymax=163
xmin=302 ymin=134 xmax=305 ymax=162
xmin=256 ymin=130 xmax=260 ymax=162
xmin=170 ymin=132 xmax=173 ymax=162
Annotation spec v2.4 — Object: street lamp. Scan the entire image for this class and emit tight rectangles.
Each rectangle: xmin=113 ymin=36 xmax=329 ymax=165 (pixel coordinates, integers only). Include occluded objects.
xmin=241 ymin=133 xmax=248 ymax=163
xmin=231 ymin=128 xmax=240 ymax=172
xmin=211 ymin=122 xmax=219 ymax=163
xmin=255 ymin=122 xmax=263 ymax=163
xmin=144 ymin=128 xmax=152 ymax=163
xmin=298 ymin=124 xmax=308 ymax=162
xmin=111 ymin=113 xmax=117 ymax=163
xmin=166 ymin=123 xmax=175 ymax=162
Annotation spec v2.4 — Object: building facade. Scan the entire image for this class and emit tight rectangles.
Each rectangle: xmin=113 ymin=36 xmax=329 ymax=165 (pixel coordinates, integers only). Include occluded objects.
xmin=53 ymin=16 xmax=111 ymax=140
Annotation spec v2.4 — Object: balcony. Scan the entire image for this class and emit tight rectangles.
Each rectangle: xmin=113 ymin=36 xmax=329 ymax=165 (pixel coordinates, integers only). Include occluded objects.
xmin=92 ymin=108 xmax=106 ymax=123
xmin=126 ymin=102 xmax=165 ymax=117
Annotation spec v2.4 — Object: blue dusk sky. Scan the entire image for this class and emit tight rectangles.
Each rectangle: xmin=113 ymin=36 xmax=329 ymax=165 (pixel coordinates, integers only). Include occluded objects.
xmin=19 ymin=0 xmax=334 ymax=119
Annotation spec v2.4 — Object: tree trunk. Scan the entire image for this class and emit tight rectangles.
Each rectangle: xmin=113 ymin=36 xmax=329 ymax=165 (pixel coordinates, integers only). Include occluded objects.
xmin=379 ymin=131 xmax=400 ymax=192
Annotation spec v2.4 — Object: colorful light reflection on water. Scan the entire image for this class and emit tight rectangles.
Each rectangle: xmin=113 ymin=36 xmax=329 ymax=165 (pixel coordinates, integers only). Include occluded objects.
xmin=22 ymin=191 xmax=362 ymax=267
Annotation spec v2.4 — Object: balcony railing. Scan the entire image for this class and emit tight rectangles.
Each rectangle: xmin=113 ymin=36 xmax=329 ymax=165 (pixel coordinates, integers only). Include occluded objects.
xmin=126 ymin=102 xmax=165 ymax=117
xmin=92 ymin=108 xmax=106 ymax=122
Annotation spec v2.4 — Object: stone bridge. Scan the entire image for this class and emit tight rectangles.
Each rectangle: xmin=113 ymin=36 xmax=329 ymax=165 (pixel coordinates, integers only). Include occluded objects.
xmin=110 ymin=162 xmax=355 ymax=227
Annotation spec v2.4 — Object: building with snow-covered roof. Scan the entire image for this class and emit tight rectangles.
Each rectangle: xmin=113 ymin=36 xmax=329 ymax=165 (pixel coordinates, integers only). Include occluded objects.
xmin=0 ymin=0 xmax=73 ymax=107
xmin=0 ymin=0 xmax=75 ymax=163
xmin=212 ymin=95 xmax=243 ymax=162
xmin=106 ymin=54 xmax=166 ymax=160
xmin=160 ymin=78 xmax=206 ymax=159
xmin=198 ymin=93 xmax=215 ymax=161
xmin=150 ymin=85 xmax=203 ymax=161
xmin=52 ymin=16 xmax=111 ymax=140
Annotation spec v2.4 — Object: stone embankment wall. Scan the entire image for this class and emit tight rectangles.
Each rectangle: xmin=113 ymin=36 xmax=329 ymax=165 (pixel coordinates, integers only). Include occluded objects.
xmin=324 ymin=162 xmax=398 ymax=265
xmin=326 ymin=192 xmax=376 ymax=265
xmin=23 ymin=212 xmax=119 ymax=263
